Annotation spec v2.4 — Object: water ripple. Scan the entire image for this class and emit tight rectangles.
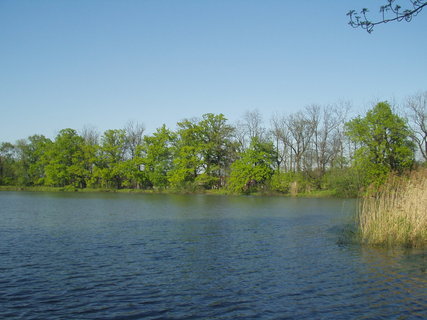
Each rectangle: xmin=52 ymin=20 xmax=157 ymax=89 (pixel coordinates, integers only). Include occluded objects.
xmin=0 ymin=193 xmax=425 ymax=319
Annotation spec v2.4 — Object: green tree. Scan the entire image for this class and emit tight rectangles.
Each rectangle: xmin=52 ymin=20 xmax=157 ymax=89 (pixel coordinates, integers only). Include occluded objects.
xmin=80 ymin=131 xmax=99 ymax=188
xmin=139 ymin=125 xmax=175 ymax=189
xmin=168 ymin=119 xmax=203 ymax=190
xmin=228 ymin=137 xmax=277 ymax=193
xmin=43 ymin=129 xmax=88 ymax=187
xmin=0 ymin=142 xmax=17 ymax=185
xmin=168 ymin=114 xmax=237 ymax=190
xmin=198 ymin=113 xmax=237 ymax=188
xmin=345 ymin=102 xmax=415 ymax=186
xmin=15 ymin=135 xmax=52 ymax=186
xmin=95 ymin=129 xmax=129 ymax=189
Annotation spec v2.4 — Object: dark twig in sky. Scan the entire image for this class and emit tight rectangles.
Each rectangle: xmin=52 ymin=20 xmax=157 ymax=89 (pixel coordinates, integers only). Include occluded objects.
xmin=347 ymin=0 xmax=427 ymax=33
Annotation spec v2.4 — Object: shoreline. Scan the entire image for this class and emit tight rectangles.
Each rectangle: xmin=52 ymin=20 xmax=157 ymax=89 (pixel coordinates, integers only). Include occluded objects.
xmin=0 ymin=185 xmax=349 ymax=198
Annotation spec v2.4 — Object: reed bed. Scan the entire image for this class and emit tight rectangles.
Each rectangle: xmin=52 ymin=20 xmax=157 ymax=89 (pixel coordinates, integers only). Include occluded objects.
xmin=357 ymin=169 xmax=427 ymax=248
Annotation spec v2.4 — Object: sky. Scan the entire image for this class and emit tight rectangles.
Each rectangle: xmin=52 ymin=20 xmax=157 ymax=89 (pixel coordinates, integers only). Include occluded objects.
xmin=1 ymin=0 xmax=426 ymax=143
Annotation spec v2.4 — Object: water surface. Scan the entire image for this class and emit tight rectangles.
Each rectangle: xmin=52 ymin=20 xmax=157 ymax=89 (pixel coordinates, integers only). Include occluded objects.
xmin=0 ymin=192 xmax=425 ymax=319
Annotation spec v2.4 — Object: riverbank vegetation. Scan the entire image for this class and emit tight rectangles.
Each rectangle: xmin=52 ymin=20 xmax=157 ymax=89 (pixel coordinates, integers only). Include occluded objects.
xmin=357 ymin=169 xmax=427 ymax=248
xmin=0 ymin=94 xmax=425 ymax=198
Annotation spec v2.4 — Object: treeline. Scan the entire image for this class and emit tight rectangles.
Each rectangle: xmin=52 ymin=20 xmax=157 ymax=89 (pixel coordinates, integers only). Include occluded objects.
xmin=1 ymin=93 xmax=426 ymax=196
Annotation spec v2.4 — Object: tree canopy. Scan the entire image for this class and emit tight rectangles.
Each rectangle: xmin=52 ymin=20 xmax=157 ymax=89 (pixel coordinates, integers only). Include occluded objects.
xmin=345 ymin=102 xmax=415 ymax=185
xmin=228 ymin=137 xmax=276 ymax=193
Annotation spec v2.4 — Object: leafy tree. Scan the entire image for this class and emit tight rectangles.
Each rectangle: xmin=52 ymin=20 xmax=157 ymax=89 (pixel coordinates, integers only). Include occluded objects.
xmin=115 ymin=158 xmax=144 ymax=189
xmin=228 ymin=137 xmax=276 ymax=193
xmin=79 ymin=131 xmax=99 ymax=188
xmin=345 ymin=102 xmax=415 ymax=185
xmin=95 ymin=129 xmax=129 ymax=188
xmin=43 ymin=129 xmax=88 ymax=187
xmin=198 ymin=113 xmax=237 ymax=188
xmin=15 ymin=135 xmax=52 ymax=185
xmin=139 ymin=125 xmax=175 ymax=189
xmin=168 ymin=114 xmax=237 ymax=190
xmin=0 ymin=142 xmax=17 ymax=185
xmin=348 ymin=0 xmax=427 ymax=33
xmin=168 ymin=119 xmax=204 ymax=189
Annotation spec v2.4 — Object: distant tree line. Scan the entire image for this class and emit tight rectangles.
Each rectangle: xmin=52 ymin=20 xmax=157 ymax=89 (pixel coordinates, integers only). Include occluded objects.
xmin=1 ymin=92 xmax=426 ymax=196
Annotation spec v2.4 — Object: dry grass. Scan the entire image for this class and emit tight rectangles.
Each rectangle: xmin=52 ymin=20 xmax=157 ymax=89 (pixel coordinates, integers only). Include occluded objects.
xmin=357 ymin=168 xmax=427 ymax=248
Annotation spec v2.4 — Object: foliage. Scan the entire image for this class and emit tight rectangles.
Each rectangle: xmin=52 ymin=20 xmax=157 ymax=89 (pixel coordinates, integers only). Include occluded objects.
xmin=198 ymin=113 xmax=237 ymax=188
xmin=43 ymin=129 xmax=88 ymax=188
xmin=13 ymin=135 xmax=52 ymax=186
xmin=269 ymin=171 xmax=313 ymax=195
xmin=322 ymin=167 xmax=363 ymax=198
xmin=168 ymin=114 xmax=236 ymax=190
xmin=139 ymin=125 xmax=175 ymax=189
xmin=168 ymin=119 xmax=203 ymax=189
xmin=228 ymin=137 xmax=276 ymax=193
xmin=0 ymin=142 xmax=17 ymax=185
xmin=96 ymin=129 xmax=129 ymax=189
xmin=345 ymin=102 xmax=415 ymax=186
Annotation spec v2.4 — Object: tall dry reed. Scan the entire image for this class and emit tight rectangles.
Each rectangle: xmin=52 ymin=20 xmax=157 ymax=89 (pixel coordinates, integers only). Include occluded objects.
xmin=357 ymin=168 xmax=427 ymax=247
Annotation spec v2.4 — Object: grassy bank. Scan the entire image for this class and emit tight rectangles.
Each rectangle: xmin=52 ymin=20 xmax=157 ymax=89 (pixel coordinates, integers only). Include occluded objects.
xmin=0 ymin=186 xmax=68 ymax=192
xmin=0 ymin=184 xmax=347 ymax=198
xmin=0 ymin=185 xmax=141 ymax=193
xmin=0 ymin=185 xmax=227 ymax=194
xmin=356 ymin=169 xmax=427 ymax=248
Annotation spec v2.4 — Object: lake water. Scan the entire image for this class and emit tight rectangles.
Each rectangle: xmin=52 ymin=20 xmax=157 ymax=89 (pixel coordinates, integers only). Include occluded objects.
xmin=0 ymin=192 xmax=425 ymax=319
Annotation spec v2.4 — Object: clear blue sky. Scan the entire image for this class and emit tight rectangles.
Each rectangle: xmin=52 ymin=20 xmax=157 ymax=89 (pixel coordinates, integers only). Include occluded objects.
xmin=1 ymin=0 xmax=426 ymax=143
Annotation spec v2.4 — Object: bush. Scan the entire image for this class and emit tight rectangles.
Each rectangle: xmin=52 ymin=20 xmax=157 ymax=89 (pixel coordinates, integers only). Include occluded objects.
xmin=269 ymin=171 xmax=314 ymax=195
xmin=195 ymin=173 xmax=220 ymax=190
xmin=323 ymin=167 xmax=363 ymax=197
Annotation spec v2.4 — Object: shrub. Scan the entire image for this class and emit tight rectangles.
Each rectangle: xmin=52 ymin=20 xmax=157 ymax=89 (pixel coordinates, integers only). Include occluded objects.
xmin=269 ymin=171 xmax=314 ymax=195
xmin=323 ymin=167 xmax=363 ymax=197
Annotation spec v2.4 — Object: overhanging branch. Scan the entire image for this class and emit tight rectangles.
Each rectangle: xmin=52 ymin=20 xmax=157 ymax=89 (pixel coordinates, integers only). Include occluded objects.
xmin=347 ymin=0 xmax=427 ymax=33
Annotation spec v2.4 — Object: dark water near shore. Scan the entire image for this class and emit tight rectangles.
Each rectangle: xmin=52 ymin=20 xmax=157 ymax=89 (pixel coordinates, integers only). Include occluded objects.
xmin=0 ymin=192 xmax=425 ymax=319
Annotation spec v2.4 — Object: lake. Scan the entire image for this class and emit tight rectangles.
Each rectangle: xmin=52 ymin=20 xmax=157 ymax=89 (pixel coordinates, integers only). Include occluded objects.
xmin=0 ymin=192 xmax=425 ymax=319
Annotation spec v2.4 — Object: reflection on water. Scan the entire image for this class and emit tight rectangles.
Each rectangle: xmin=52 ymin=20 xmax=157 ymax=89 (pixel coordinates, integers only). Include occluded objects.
xmin=0 ymin=192 xmax=425 ymax=319
xmin=358 ymin=247 xmax=426 ymax=317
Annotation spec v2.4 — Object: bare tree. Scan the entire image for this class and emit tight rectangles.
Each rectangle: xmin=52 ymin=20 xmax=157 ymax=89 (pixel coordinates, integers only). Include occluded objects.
xmin=233 ymin=120 xmax=248 ymax=152
xmin=243 ymin=109 xmax=266 ymax=141
xmin=124 ymin=121 xmax=145 ymax=159
xmin=80 ymin=125 xmax=99 ymax=146
xmin=406 ymin=91 xmax=427 ymax=161
xmin=305 ymin=105 xmax=321 ymax=172
xmin=285 ymin=110 xmax=316 ymax=172
xmin=308 ymin=103 xmax=350 ymax=174
xmin=348 ymin=0 xmax=427 ymax=33
xmin=234 ymin=109 xmax=267 ymax=152
xmin=271 ymin=113 xmax=291 ymax=171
